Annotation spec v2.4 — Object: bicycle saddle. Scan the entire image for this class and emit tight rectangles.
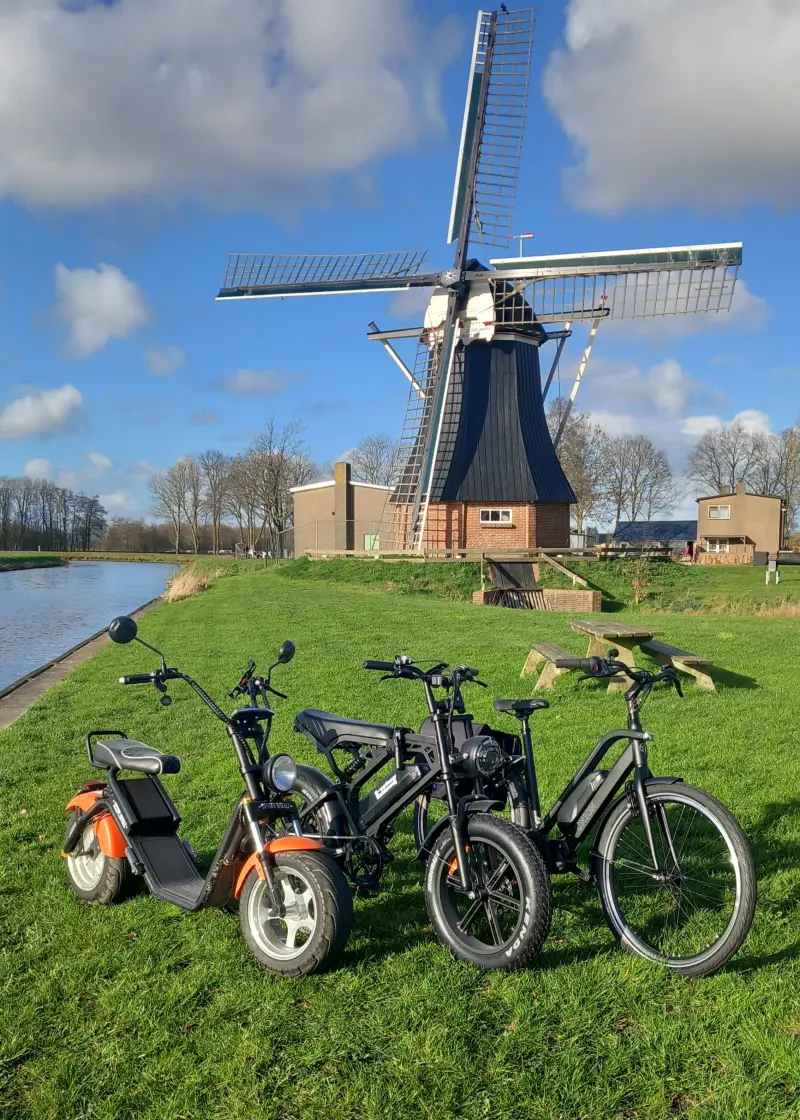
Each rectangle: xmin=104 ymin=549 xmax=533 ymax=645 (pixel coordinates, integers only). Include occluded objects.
xmin=92 ymin=739 xmax=181 ymax=775
xmin=492 ymin=699 xmax=550 ymax=715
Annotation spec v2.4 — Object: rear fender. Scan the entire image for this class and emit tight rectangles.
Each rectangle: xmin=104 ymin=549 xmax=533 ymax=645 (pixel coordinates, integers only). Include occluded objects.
xmin=416 ymin=797 xmax=504 ymax=860
xmin=64 ymin=789 xmax=127 ymax=859
xmin=233 ymin=837 xmax=326 ymax=900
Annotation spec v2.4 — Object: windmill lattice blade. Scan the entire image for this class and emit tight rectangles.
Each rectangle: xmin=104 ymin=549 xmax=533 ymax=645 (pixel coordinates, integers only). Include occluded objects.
xmin=218 ymin=249 xmax=429 ymax=298
xmin=471 ymin=8 xmax=535 ymax=250
xmin=488 ymin=245 xmax=742 ymax=323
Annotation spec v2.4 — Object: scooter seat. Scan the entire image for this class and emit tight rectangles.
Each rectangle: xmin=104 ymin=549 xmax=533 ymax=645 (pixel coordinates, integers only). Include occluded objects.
xmin=294 ymin=709 xmax=395 ymax=750
xmin=93 ymin=739 xmax=181 ymax=775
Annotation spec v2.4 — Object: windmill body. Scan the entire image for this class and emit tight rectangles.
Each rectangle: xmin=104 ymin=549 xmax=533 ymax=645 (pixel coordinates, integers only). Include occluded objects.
xmin=218 ymin=8 xmax=742 ymax=553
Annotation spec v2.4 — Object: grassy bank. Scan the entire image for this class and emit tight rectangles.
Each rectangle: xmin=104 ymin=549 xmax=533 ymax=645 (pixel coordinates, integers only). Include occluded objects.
xmin=1 ymin=568 xmax=798 ymax=1119
xmin=0 ymin=552 xmax=65 ymax=572
xmin=278 ymin=555 xmax=800 ymax=614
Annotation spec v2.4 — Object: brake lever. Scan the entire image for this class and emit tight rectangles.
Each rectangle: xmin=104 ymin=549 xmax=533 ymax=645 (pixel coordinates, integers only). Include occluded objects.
xmin=673 ymin=678 xmax=684 ymax=699
xmin=473 ymin=679 xmax=487 ymax=689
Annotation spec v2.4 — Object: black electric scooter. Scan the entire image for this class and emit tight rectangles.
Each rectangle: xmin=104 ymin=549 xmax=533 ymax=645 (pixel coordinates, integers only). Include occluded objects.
xmin=416 ymin=651 xmax=757 ymax=977
xmin=63 ymin=615 xmax=353 ymax=976
xmin=288 ymin=656 xmax=552 ymax=971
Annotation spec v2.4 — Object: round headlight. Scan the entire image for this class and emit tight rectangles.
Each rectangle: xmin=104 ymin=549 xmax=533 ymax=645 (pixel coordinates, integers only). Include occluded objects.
xmin=461 ymin=736 xmax=504 ymax=777
xmin=264 ymin=754 xmax=297 ymax=793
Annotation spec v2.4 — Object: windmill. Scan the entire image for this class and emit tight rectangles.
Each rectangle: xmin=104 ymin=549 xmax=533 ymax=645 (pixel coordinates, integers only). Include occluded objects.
xmin=217 ymin=8 xmax=741 ymax=553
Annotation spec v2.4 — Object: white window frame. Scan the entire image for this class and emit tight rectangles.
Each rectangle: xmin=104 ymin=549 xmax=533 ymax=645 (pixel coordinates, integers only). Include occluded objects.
xmin=706 ymin=538 xmax=729 ymax=553
xmin=479 ymin=508 xmax=513 ymax=525
xmin=707 ymin=505 xmax=731 ymax=520
xmin=363 ymin=532 xmax=379 ymax=551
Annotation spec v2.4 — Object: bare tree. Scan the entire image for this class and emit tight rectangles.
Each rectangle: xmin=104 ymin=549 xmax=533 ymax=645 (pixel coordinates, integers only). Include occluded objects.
xmin=346 ymin=434 xmax=398 ymax=486
xmin=198 ymin=449 xmax=232 ymax=554
xmin=249 ymin=419 xmax=316 ymax=551
xmin=547 ymin=400 xmax=609 ymax=534
xmin=603 ymin=435 xmax=674 ymax=525
xmin=686 ymin=420 xmax=761 ymax=495
xmin=149 ymin=463 xmax=189 ymax=554
xmin=182 ymin=456 xmax=204 ymax=554
xmin=750 ymin=422 xmax=800 ymax=539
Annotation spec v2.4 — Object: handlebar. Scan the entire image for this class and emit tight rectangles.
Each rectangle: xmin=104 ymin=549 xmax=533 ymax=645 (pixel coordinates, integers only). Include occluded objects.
xmin=554 ymin=657 xmax=603 ymax=673
xmin=363 ymin=660 xmax=396 ymax=672
xmin=120 ymin=673 xmax=156 ymax=685
xmin=555 ymin=655 xmax=683 ymax=697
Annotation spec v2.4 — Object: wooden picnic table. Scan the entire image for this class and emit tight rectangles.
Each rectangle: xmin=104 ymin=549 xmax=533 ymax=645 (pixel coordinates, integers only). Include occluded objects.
xmin=569 ymin=620 xmax=665 ymax=690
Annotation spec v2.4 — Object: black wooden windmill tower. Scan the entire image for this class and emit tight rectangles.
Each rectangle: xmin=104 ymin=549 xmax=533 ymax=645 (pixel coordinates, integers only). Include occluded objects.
xmin=217 ymin=7 xmax=741 ymax=552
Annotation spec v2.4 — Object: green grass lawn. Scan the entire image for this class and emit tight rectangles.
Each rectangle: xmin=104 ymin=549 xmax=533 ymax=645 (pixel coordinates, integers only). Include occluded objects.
xmin=0 ymin=553 xmax=65 ymax=572
xmin=1 ymin=571 xmax=799 ymax=1119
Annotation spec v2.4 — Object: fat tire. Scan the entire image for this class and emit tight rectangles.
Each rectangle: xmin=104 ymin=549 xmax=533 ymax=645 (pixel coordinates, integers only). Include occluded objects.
xmin=424 ymin=814 xmax=551 ymax=971
xmin=63 ymin=810 xmax=131 ymax=905
xmin=595 ymin=782 xmax=756 ymax=978
xmin=286 ymin=766 xmax=349 ymax=850
xmin=239 ymin=852 xmax=353 ymax=977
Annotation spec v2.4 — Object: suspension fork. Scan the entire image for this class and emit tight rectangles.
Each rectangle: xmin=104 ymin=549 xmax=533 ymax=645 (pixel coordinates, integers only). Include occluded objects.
xmin=426 ymin=680 xmax=472 ymax=893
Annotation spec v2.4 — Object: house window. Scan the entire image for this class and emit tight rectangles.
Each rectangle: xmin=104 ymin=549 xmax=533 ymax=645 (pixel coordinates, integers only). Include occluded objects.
xmin=707 ymin=505 xmax=731 ymax=520
xmin=363 ymin=533 xmax=379 ymax=551
xmin=479 ymin=508 xmax=513 ymax=524
xmin=707 ymin=539 xmax=729 ymax=553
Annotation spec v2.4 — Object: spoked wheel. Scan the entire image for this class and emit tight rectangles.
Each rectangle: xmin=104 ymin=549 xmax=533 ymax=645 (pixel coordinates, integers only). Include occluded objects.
xmin=64 ymin=810 xmax=130 ymax=904
xmin=595 ymin=782 xmax=756 ymax=978
xmin=239 ymin=852 xmax=353 ymax=976
xmin=424 ymin=814 xmax=551 ymax=970
xmin=413 ymin=775 xmax=529 ymax=851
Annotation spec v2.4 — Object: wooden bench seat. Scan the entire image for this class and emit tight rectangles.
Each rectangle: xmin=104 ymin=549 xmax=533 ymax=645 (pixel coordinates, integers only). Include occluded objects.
xmin=640 ymin=640 xmax=715 ymax=691
xmin=521 ymin=641 xmax=576 ymax=690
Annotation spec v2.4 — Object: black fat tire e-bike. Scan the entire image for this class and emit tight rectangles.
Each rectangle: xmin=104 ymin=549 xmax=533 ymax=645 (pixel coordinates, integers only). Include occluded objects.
xmin=288 ymin=657 xmax=552 ymax=970
xmin=416 ymin=654 xmax=756 ymax=978
xmin=63 ymin=615 xmax=353 ymax=977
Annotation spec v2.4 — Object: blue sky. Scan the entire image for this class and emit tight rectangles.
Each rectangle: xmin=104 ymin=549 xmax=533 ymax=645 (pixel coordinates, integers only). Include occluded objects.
xmin=0 ymin=0 xmax=798 ymax=520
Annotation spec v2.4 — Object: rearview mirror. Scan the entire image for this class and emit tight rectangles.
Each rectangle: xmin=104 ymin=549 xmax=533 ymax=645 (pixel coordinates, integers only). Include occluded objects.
xmin=278 ymin=640 xmax=295 ymax=665
xmin=109 ymin=616 xmax=138 ymax=644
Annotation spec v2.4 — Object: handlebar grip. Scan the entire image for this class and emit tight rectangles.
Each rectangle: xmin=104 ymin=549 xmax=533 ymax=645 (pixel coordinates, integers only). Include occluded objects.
xmin=553 ymin=657 xmax=602 ymax=673
xmin=363 ymin=660 xmax=396 ymax=671
xmin=119 ymin=673 xmax=155 ymax=685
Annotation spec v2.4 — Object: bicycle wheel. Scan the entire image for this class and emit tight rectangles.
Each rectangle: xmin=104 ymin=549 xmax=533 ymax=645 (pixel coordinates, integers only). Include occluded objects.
xmin=424 ymin=814 xmax=551 ymax=970
xmin=595 ymin=782 xmax=756 ymax=978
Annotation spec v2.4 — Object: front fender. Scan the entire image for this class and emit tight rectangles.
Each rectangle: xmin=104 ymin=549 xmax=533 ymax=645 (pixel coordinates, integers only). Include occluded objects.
xmin=233 ymin=837 xmax=325 ymax=899
xmin=416 ymin=798 xmax=504 ymax=861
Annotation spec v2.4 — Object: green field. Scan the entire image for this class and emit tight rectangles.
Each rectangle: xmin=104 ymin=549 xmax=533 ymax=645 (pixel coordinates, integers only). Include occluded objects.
xmin=278 ymin=555 xmax=800 ymax=614
xmin=1 ymin=569 xmax=799 ymax=1119
xmin=0 ymin=553 xmax=65 ymax=572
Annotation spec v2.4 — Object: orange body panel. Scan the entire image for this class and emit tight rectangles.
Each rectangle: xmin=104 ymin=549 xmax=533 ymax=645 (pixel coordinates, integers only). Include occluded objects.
xmin=233 ymin=837 xmax=325 ymax=899
xmin=65 ymin=789 xmax=127 ymax=859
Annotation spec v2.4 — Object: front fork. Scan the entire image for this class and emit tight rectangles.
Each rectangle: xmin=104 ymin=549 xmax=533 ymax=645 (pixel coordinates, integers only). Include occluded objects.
xmin=630 ymin=740 xmax=679 ymax=877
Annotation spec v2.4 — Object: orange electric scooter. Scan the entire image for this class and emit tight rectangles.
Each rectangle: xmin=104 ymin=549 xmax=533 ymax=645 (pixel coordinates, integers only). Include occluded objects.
xmin=63 ymin=615 xmax=352 ymax=976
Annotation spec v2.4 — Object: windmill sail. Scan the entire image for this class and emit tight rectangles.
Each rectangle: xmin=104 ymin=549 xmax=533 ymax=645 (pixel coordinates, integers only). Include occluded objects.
xmin=487 ymin=243 xmax=742 ymax=323
xmin=447 ymin=8 xmax=535 ymax=253
xmin=217 ymin=249 xmax=435 ymax=299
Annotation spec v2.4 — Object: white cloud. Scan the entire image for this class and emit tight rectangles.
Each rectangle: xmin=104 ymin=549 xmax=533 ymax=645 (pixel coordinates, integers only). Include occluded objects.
xmin=578 ymin=356 xmax=721 ymax=422
xmin=387 ymin=286 xmax=434 ymax=320
xmin=147 ymin=346 xmax=185 ymax=376
xmin=0 ymin=384 xmax=83 ymax=441
xmin=222 ymin=369 xmax=295 ymax=395
xmin=0 ymin=0 xmax=455 ymax=212
xmin=55 ymin=263 xmax=150 ymax=357
xmin=24 ymin=457 xmax=54 ymax=481
xmin=188 ymin=408 xmax=221 ymax=426
xmin=679 ymin=409 xmax=773 ymax=439
xmin=544 ymin=0 xmax=800 ymax=213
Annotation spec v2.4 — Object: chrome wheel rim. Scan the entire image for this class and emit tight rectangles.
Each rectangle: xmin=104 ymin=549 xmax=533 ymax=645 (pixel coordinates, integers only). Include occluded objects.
xmin=246 ymin=868 xmax=318 ymax=961
xmin=68 ymin=826 xmax=106 ymax=891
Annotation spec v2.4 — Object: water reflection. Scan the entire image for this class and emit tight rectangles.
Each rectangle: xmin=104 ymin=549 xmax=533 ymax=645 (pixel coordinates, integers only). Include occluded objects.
xmin=0 ymin=561 xmax=178 ymax=691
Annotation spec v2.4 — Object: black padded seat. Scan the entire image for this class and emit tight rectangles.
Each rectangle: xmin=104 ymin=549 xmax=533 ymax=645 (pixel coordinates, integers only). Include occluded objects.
xmin=93 ymin=739 xmax=181 ymax=775
xmin=295 ymin=709 xmax=395 ymax=749
xmin=493 ymin=699 xmax=550 ymax=715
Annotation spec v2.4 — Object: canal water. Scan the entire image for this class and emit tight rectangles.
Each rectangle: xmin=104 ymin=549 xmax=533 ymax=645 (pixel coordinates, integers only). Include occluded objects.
xmin=0 ymin=561 xmax=179 ymax=693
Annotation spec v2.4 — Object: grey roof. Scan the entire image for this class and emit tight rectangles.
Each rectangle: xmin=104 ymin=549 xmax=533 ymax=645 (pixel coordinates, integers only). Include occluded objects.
xmin=613 ymin=521 xmax=697 ymax=542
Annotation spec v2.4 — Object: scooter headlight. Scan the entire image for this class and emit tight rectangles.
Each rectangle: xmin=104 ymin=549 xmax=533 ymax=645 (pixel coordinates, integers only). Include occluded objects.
xmin=263 ymin=754 xmax=297 ymax=793
xmin=460 ymin=736 xmax=504 ymax=777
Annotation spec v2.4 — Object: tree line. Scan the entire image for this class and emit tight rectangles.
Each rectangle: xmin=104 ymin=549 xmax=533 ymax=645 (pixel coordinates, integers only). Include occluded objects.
xmin=551 ymin=399 xmax=800 ymax=535
xmin=0 ymin=476 xmax=108 ymax=551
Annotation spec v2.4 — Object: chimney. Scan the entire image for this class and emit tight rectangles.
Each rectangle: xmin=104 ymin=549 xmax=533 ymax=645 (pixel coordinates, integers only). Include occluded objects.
xmin=735 ymin=480 xmax=746 ymax=496
xmin=333 ymin=461 xmax=354 ymax=551
xmin=719 ymin=485 xmax=732 ymax=496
